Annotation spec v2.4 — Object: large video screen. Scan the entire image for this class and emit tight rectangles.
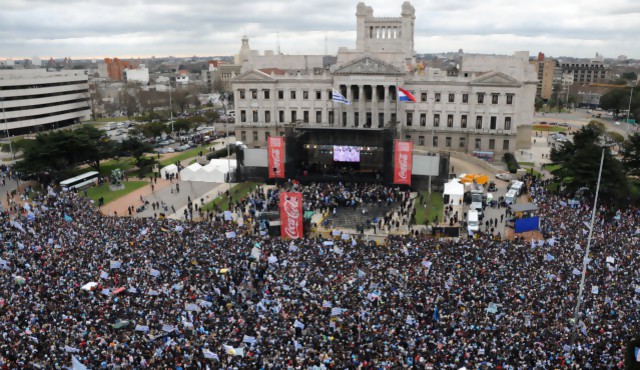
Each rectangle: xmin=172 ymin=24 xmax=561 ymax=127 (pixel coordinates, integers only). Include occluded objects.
xmin=333 ymin=146 xmax=361 ymax=162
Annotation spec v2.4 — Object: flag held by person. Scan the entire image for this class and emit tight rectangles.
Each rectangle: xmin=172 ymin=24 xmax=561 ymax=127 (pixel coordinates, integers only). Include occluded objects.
xmin=332 ymin=90 xmax=351 ymax=105
xmin=331 ymin=307 xmax=345 ymax=316
xmin=202 ymin=348 xmax=219 ymax=360
xmin=110 ymin=260 xmax=122 ymax=269
xmin=72 ymin=355 xmax=88 ymax=370
xmin=433 ymin=306 xmax=440 ymax=322
xmin=294 ymin=320 xmax=305 ymax=329
xmin=397 ymin=87 xmax=417 ymax=102
xmin=242 ymin=335 xmax=256 ymax=345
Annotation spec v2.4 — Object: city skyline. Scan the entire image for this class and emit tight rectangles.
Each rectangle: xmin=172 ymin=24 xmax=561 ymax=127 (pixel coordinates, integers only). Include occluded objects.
xmin=1 ymin=0 xmax=639 ymax=61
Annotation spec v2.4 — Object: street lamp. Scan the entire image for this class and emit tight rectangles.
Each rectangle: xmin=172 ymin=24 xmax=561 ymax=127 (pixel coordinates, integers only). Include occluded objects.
xmin=627 ymin=82 xmax=636 ymax=124
xmin=0 ymin=98 xmax=14 ymax=161
xmin=569 ymin=134 xmax=613 ymax=354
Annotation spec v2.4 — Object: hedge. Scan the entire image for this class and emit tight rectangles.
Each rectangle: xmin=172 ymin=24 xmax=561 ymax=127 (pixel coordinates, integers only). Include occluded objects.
xmin=503 ymin=153 xmax=520 ymax=174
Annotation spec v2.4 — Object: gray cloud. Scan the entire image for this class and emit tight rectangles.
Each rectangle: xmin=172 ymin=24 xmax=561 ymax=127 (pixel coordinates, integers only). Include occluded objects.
xmin=0 ymin=0 xmax=638 ymax=60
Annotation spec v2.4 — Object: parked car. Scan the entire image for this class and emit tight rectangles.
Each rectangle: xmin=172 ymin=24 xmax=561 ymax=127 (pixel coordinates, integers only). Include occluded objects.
xmin=559 ymin=122 xmax=569 ymax=127
xmin=496 ymin=173 xmax=512 ymax=181
xmin=550 ymin=122 xmax=558 ymax=126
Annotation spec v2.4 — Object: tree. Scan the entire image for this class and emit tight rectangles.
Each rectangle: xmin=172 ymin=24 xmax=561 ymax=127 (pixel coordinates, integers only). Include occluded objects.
xmin=140 ymin=122 xmax=170 ymax=138
xmin=172 ymin=89 xmax=190 ymax=113
xmin=620 ymin=132 xmax=640 ymax=177
xmin=534 ymin=97 xmax=544 ymax=111
xmin=204 ymin=109 xmax=220 ymax=123
xmin=172 ymin=119 xmax=193 ymax=133
xmin=73 ymin=125 xmax=117 ymax=172
xmin=119 ymin=137 xmax=153 ymax=175
xmin=550 ymin=124 xmax=628 ymax=204
xmin=600 ymin=87 xmax=640 ymax=116
xmin=188 ymin=115 xmax=206 ymax=129
xmin=622 ymin=71 xmax=637 ymax=81
xmin=607 ymin=131 xmax=625 ymax=145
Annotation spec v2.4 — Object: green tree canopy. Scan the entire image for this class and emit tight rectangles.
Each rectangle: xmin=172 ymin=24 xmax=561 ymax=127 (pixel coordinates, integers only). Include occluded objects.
xmin=620 ymin=132 xmax=640 ymax=177
xmin=600 ymin=87 xmax=640 ymax=116
xmin=550 ymin=124 xmax=628 ymax=204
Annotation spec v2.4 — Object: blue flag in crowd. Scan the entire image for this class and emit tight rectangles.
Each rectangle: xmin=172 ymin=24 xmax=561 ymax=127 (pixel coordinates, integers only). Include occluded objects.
xmin=433 ymin=306 xmax=440 ymax=322
xmin=64 ymin=214 xmax=73 ymax=222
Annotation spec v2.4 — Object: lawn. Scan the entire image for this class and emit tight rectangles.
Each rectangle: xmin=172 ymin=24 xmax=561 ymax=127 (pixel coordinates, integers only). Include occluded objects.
xmin=202 ymin=181 xmax=261 ymax=212
xmin=518 ymin=162 xmax=535 ymax=167
xmin=159 ymin=145 xmax=210 ymax=167
xmin=533 ymin=124 xmax=567 ymax=132
xmin=543 ymin=164 xmax=562 ymax=173
xmin=85 ymin=181 xmax=148 ymax=205
xmin=414 ymin=191 xmax=443 ymax=225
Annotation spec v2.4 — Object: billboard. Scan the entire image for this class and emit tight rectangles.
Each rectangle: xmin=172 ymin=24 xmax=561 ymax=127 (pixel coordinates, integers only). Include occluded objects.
xmin=267 ymin=136 xmax=285 ymax=178
xmin=393 ymin=140 xmax=413 ymax=185
xmin=279 ymin=192 xmax=303 ymax=239
xmin=514 ymin=216 xmax=540 ymax=233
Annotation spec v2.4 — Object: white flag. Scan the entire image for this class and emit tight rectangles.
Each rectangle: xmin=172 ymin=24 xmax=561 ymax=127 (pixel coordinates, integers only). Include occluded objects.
xmin=185 ymin=303 xmax=200 ymax=311
xmin=322 ymin=300 xmax=333 ymax=308
xmin=331 ymin=307 xmax=345 ymax=316
xmin=72 ymin=355 xmax=88 ymax=370
xmin=64 ymin=345 xmax=80 ymax=353
xmin=162 ymin=324 xmax=175 ymax=332
xmin=149 ymin=269 xmax=160 ymax=277
xmin=225 ymin=231 xmax=236 ymax=238
xmin=202 ymin=348 xmax=219 ymax=360
xmin=268 ymin=255 xmax=278 ymax=264
xmin=110 ymin=260 xmax=122 ymax=269
xmin=242 ymin=335 xmax=256 ymax=345
xmin=135 ymin=324 xmax=149 ymax=332
xmin=293 ymin=320 xmax=305 ymax=329
xmin=572 ymin=268 xmax=581 ymax=276
xmin=99 ymin=270 xmax=109 ymax=279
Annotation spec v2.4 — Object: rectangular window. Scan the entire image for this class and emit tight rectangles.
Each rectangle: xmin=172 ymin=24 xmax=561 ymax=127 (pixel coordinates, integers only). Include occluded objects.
xmin=253 ymin=131 xmax=259 ymax=142
xmin=239 ymin=90 xmax=246 ymax=99
xmin=315 ymin=90 xmax=322 ymax=100
xmin=462 ymin=94 xmax=469 ymax=103
xmin=490 ymin=116 xmax=497 ymax=130
xmin=461 ymin=115 xmax=467 ymax=129
xmin=433 ymin=135 xmax=438 ymax=147
xmin=435 ymin=93 xmax=441 ymax=102
xmin=354 ymin=112 xmax=359 ymax=127
xmin=278 ymin=90 xmax=284 ymax=99
xmin=240 ymin=110 xmax=246 ymax=123
xmin=303 ymin=110 xmax=309 ymax=123
xmin=489 ymin=138 xmax=495 ymax=150
xmin=329 ymin=111 xmax=335 ymax=124
xmin=492 ymin=94 xmax=499 ymax=104
xmin=291 ymin=110 xmax=297 ymax=122
xmin=252 ymin=110 xmax=258 ymax=122
xmin=290 ymin=90 xmax=296 ymax=99
xmin=316 ymin=111 xmax=322 ymax=124
xmin=447 ymin=114 xmax=453 ymax=128
xmin=264 ymin=90 xmax=270 ymax=99
xmin=459 ymin=137 xmax=466 ymax=148
xmin=434 ymin=114 xmax=440 ymax=127
xmin=251 ymin=90 xmax=258 ymax=99
xmin=448 ymin=93 xmax=455 ymax=103
xmin=406 ymin=112 xmax=413 ymax=126
xmin=366 ymin=112 xmax=372 ymax=127
xmin=420 ymin=113 xmax=426 ymax=127
xmin=278 ymin=110 xmax=284 ymax=123
xmin=476 ymin=116 xmax=482 ymax=129
xmin=378 ymin=113 xmax=384 ymax=127
xmin=475 ymin=138 xmax=481 ymax=149
xmin=421 ymin=92 xmax=427 ymax=102
xmin=477 ymin=93 xmax=485 ymax=104
xmin=240 ymin=131 xmax=246 ymax=142
xmin=327 ymin=90 xmax=333 ymax=100
xmin=506 ymin=94 xmax=514 ymax=105
xmin=265 ymin=131 xmax=270 ymax=141
xmin=303 ymin=90 xmax=309 ymax=100
xmin=503 ymin=139 xmax=510 ymax=150
xmin=418 ymin=136 xmax=425 ymax=146
xmin=342 ymin=112 xmax=347 ymax=127
xmin=504 ymin=117 xmax=512 ymax=130
xmin=405 ymin=135 xmax=412 ymax=141
xmin=445 ymin=137 xmax=452 ymax=147
xmin=265 ymin=110 xmax=271 ymax=123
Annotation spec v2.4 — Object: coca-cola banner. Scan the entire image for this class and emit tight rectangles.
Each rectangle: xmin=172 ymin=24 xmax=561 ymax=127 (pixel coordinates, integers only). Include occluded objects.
xmin=268 ymin=136 xmax=285 ymax=179
xmin=279 ymin=192 xmax=303 ymax=239
xmin=393 ymin=140 xmax=413 ymax=186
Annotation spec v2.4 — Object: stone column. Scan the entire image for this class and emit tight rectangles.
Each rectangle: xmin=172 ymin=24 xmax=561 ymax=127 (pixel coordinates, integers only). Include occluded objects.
xmin=371 ymin=85 xmax=379 ymax=128
xmin=358 ymin=85 xmax=365 ymax=128
xmin=383 ymin=84 xmax=390 ymax=125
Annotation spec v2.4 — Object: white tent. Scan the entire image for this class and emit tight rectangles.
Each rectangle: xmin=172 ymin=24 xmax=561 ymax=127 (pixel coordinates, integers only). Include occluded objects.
xmin=179 ymin=163 xmax=203 ymax=182
xmin=160 ymin=164 xmax=179 ymax=179
xmin=444 ymin=180 xmax=465 ymax=205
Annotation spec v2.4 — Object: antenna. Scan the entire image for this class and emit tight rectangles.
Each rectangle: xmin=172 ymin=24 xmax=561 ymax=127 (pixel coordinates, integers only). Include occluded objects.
xmin=277 ymin=32 xmax=281 ymax=55
xmin=324 ymin=33 xmax=328 ymax=55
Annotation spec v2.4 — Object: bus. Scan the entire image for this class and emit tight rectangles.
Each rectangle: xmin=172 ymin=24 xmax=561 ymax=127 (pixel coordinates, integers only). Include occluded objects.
xmin=60 ymin=171 xmax=99 ymax=191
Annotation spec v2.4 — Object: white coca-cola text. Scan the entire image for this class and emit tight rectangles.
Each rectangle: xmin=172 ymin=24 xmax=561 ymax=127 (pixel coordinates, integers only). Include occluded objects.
xmin=283 ymin=195 xmax=301 ymax=239
xmin=398 ymin=153 xmax=409 ymax=180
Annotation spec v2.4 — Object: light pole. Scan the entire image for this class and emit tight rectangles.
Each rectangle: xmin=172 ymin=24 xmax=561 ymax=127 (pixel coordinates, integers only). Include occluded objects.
xmin=166 ymin=81 xmax=174 ymax=134
xmin=0 ymin=98 xmax=14 ymax=161
xmin=627 ymin=83 xmax=636 ymax=124
xmin=569 ymin=135 xmax=611 ymax=354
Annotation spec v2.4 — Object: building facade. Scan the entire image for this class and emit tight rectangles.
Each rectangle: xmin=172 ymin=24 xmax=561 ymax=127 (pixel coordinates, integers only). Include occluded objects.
xmin=558 ymin=54 xmax=613 ymax=85
xmin=103 ymin=58 xmax=135 ymax=81
xmin=231 ymin=2 xmax=536 ymax=157
xmin=0 ymin=69 xmax=91 ymax=135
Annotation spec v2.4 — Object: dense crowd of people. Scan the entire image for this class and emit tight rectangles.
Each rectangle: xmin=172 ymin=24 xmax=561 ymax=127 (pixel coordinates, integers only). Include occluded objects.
xmin=0 ymin=180 xmax=639 ymax=369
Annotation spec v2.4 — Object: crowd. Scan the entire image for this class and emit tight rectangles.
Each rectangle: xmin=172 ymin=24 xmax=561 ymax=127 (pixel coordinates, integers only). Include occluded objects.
xmin=0 ymin=180 xmax=638 ymax=369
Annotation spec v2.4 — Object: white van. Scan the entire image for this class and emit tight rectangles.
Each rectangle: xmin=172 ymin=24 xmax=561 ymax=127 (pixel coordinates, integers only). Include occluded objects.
xmin=467 ymin=210 xmax=480 ymax=233
xmin=510 ymin=181 xmax=524 ymax=195
xmin=505 ymin=189 xmax=518 ymax=205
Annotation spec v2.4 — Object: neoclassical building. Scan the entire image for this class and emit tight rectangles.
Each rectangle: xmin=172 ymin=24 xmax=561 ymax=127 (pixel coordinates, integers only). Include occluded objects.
xmin=231 ymin=2 xmax=536 ymax=158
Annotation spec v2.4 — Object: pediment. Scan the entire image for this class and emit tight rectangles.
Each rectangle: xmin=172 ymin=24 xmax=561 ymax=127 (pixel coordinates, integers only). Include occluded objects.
xmin=333 ymin=56 xmax=405 ymax=76
xmin=233 ymin=69 xmax=276 ymax=82
xmin=470 ymin=71 xmax=522 ymax=87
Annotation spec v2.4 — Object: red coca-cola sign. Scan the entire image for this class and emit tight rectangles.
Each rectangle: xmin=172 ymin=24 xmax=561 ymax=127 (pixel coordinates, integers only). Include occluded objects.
xmin=394 ymin=140 xmax=413 ymax=185
xmin=268 ymin=136 xmax=285 ymax=179
xmin=280 ymin=192 xmax=302 ymax=239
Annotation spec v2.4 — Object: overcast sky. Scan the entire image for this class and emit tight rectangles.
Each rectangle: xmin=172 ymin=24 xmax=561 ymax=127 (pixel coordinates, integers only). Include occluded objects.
xmin=1 ymin=0 xmax=639 ymax=61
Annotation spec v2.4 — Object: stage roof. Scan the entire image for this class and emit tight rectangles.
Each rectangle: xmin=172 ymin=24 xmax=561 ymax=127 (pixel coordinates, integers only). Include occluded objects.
xmin=509 ymin=203 xmax=538 ymax=213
